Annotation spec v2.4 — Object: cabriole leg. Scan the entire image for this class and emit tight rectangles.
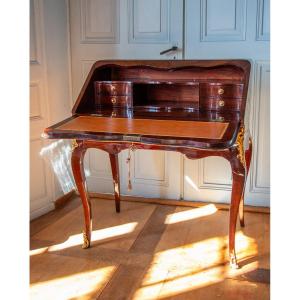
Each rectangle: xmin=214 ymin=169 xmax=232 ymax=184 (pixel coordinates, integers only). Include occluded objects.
xmin=109 ymin=153 xmax=121 ymax=213
xmin=239 ymin=136 xmax=252 ymax=227
xmin=229 ymin=169 xmax=246 ymax=269
xmin=228 ymin=126 xmax=247 ymax=268
xmin=71 ymin=140 xmax=92 ymax=249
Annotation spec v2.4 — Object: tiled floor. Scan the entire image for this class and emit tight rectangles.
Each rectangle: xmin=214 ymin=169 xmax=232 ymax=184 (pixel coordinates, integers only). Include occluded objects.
xmin=30 ymin=198 xmax=270 ymax=300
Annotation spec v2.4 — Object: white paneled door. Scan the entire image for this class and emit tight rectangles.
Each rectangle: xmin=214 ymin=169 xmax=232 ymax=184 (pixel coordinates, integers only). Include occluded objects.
xmin=68 ymin=0 xmax=270 ymax=206
xmin=69 ymin=0 xmax=184 ymax=199
xmin=184 ymin=0 xmax=270 ymax=206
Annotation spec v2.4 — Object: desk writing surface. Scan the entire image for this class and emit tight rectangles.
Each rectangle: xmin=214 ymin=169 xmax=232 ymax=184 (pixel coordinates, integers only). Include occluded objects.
xmin=55 ymin=116 xmax=229 ymax=140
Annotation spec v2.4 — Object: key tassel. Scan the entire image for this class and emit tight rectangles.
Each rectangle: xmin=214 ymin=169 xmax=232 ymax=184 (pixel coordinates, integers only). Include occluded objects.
xmin=126 ymin=149 xmax=132 ymax=191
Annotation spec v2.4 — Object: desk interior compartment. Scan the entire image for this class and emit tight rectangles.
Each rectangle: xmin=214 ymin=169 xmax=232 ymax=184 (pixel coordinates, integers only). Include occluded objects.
xmin=132 ymin=82 xmax=200 ymax=111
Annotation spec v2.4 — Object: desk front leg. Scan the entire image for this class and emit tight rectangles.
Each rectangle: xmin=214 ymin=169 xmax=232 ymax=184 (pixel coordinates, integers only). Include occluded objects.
xmin=71 ymin=140 xmax=92 ymax=249
xmin=239 ymin=136 xmax=252 ymax=227
xmin=228 ymin=127 xmax=247 ymax=269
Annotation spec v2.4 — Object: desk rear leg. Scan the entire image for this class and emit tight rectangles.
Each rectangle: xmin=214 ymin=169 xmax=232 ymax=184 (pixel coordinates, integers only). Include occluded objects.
xmin=71 ymin=141 xmax=92 ymax=249
xmin=109 ymin=153 xmax=121 ymax=213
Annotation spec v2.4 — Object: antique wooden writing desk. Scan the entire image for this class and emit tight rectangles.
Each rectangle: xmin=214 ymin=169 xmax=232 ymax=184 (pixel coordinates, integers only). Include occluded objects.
xmin=44 ymin=60 xmax=252 ymax=268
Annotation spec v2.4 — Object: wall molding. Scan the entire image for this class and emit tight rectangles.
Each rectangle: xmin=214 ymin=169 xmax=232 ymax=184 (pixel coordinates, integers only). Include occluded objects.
xmin=87 ymin=148 xmax=113 ymax=180
xmin=132 ymin=151 xmax=169 ymax=187
xmin=30 ymin=0 xmax=42 ymax=64
xmin=200 ymin=0 xmax=247 ymax=42
xmin=249 ymin=61 xmax=270 ymax=194
xmin=30 ymin=81 xmax=43 ymax=120
xmin=128 ymin=0 xmax=171 ymax=43
xmin=197 ymin=158 xmax=232 ymax=191
xmin=256 ymin=0 xmax=270 ymax=41
xmin=80 ymin=0 xmax=120 ymax=44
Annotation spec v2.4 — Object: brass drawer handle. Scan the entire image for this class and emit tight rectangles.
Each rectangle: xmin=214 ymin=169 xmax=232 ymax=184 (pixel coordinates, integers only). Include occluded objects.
xmin=218 ymin=100 xmax=225 ymax=107
xmin=218 ymin=88 xmax=224 ymax=95
xmin=111 ymin=111 xmax=116 ymax=117
xmin=111 ymin=97 xmax=117 ymax=104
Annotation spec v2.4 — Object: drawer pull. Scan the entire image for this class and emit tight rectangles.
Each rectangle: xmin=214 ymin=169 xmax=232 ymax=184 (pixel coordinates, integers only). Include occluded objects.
xmin=111 ymin=111 xmax=116 ymax=117
xmin=218 ymin=88 xmax=224 ymax=95
xmin=111 ymin=97 xmax=117 ymax=104
xmin=218 ymin=100 xmax=225 ymax=107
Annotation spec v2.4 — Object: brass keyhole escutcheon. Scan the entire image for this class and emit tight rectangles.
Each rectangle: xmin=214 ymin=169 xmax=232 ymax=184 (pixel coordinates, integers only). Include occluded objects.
xmin=218 ymin=88 xmax=224 ymax=95
xmin=111 ymin=97 xmax=117 ymax=104
xmin=218 ymin=100 xmax=225 ymax=107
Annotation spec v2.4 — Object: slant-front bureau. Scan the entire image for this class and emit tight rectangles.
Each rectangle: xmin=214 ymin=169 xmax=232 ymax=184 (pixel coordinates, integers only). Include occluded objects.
xmin=44 ymin=60 xmax=252 ymax=268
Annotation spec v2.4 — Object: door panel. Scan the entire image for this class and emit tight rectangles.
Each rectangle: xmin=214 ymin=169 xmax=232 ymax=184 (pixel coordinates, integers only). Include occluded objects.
xmin=69 ymin=0 xmax=183 ymax=199
xmin=185 ymin=0 xmax=269 ymax=58
xmin=184 ymin=0 xmax=270 ymax=206
xmin=30 ymin=0 xmax=54 ymax=218
xmin=249 ymin=62 xmax=270 ymax=194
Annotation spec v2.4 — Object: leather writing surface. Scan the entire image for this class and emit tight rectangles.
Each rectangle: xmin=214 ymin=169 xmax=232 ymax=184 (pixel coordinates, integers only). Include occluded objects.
xmin=56 ymin=116 xmax=229 ymax=140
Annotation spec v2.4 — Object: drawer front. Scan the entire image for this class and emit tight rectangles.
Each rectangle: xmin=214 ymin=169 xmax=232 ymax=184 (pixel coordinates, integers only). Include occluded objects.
xmin=200 ymin=83 xmax=244 ymax=98
xmin=202 ymin=111 xmax=241 ymax=122
xmin=96 ymin=95 xmax=132 ymax=108
xmin=94 ymin=81 xmax=132 ymax=96
xmin=200 ymin=97 xmax=243 ymax=111
xmin=94 ymin=81 xmax=132 ymax=109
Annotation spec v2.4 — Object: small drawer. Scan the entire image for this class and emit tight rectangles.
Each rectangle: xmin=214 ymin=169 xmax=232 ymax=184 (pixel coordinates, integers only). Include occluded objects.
xmin=110 ymin=108 xmax=133 ymax=118
xmin=200 ymin=97 xmax=243 ymax=112
xmin=200 ymin=83 xmax=244 ymax=98
xmin=94 ymin=81 xmax=133 ymax=109
xmin=94 ymin=81 xmax=132 ymax=96
xmin=99 ymin=95 xmax=132 ymax=108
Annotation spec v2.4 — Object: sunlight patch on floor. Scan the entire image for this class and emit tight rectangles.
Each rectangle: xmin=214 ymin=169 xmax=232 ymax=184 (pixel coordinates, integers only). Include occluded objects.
xmin=165 ymin=204 xmax=218 ymax=224
xmin=133 ymin=231 xmax=258 ymax=300
xmin=30 ymin=266 xmax=116 ymax=300
xmin=30 ymin=222 xmax=138 ymax=256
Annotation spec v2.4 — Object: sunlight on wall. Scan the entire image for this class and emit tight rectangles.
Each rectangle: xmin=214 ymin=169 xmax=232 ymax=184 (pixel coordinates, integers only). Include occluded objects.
xmin=165 ymin=204 xmax=218 ymax=224
xmin=30 ymin=222 xmax=138 ymax=256
xmin=133 ymin=231 xmax=258 ymax=299
xmin=40 ymin=139 xmax=75 ymax=193
xmin=30 ymin=266 xmax=116 ymax=300
xmin=185 ymin=175 xmax=199 ymax=191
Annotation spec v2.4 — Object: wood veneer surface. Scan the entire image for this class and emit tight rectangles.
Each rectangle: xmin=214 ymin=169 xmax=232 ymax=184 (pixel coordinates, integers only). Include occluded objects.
xmin=56 ymin=116 xmax=229 ymax=140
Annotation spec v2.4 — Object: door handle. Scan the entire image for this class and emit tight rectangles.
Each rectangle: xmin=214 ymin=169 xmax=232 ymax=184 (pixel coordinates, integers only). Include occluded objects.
xmin=160 ymin=46 xmax=178 ymax=55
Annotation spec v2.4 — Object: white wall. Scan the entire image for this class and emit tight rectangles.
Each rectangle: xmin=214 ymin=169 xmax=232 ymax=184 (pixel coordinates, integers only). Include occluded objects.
xmin=30 ymin=0 xmax=72 ymax=219
xmin=43 ymin=0 xmax=73 ymax=200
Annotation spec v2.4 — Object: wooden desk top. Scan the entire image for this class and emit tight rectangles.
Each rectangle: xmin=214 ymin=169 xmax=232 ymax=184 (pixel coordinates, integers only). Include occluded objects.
xmin=45 ymin=113 xmax=240 ymax=149
xmin=55 ymin=116 xmax=229 ymax=140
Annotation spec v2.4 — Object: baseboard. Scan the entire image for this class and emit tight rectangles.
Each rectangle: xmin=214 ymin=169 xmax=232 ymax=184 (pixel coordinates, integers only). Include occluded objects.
xmin=54 ymin=189 xmax=76 ymax=209
xmin=30 ymin=202 xmax=55 ymax=220
xmin=89 ymin=192 xmax=270 ymax=214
